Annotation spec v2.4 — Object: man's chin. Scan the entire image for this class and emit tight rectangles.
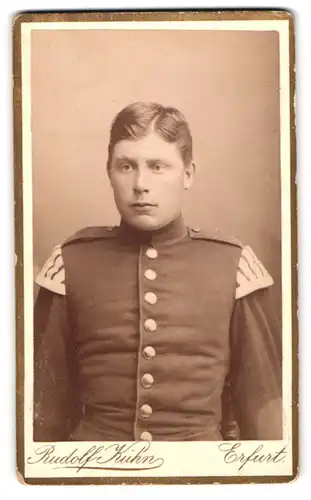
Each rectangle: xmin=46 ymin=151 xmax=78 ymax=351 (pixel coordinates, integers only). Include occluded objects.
xmin=126 ymin=214 xmax=163 ymax=232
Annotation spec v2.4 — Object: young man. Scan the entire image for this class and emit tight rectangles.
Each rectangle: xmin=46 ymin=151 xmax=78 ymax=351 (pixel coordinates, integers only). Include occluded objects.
xmin=34 ymin=101 xmax=282 ymax=442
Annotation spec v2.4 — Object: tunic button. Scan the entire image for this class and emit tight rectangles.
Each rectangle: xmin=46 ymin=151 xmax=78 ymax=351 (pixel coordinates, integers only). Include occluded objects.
xmin=140 ymin=404 xmax=153 ymax=418
xmin=141 ymin=373 xmax=154 ymax=389
xmin=140 ymin=431 xmax=152 ymax=441
xmin=144 ymin=292 xmax=157 ymax=305
xmin=144 ymin=319 xmax=157 ymax=332
xmin=144 ymin=269 xmax=157 ymax=280
xmin=143 ymin=345 xmax=156 ymax=360
xmin=146 ymin=248 xmax=158 ymax=259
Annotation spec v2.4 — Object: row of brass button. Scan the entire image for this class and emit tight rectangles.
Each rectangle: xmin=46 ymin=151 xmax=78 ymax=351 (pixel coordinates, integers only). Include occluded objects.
xmin=139 ymin=236 xmax=201 ymax=442
xmin=139 ymin=247 xmax=158 ymax=442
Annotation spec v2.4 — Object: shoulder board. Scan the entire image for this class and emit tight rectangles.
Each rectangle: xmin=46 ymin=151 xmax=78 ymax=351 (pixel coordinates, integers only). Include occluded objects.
xmin=189 ymin=227 xmax=243 ymax=248
xmin=62 ymin=226 xmax=117 ymax=247
xmin=35 ymin=244 xmax=66 ymax=296
xmin=35 ymin=227 xmax=117 ymax=296
xmin=236 ymin=245 xmax=274 ymax=299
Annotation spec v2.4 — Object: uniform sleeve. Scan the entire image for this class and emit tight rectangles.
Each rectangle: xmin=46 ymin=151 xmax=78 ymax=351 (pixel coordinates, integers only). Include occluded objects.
xmin=33 ymin=287 xmax=81 ymax=441
xmin=229 ymin=286 xmax=282 ymax=440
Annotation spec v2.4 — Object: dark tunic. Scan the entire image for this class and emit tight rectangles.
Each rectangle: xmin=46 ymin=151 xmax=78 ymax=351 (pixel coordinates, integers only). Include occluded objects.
xmin=33 ymin=216 xmax=282 ymax=442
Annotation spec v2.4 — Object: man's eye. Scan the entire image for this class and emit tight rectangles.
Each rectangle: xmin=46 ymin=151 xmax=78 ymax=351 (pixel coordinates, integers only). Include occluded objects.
xmin=119 ymin=163 xmax=134 ymax=172
xmin=151 ymin=164 xmax=164 ymax=173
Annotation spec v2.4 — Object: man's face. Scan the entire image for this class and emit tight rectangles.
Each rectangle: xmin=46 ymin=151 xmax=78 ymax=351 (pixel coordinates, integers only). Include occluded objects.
xmin=108 ymin=131 xmax=195 ymax=231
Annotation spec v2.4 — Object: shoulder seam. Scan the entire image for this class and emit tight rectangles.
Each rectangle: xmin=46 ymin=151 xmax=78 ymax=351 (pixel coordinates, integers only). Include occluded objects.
xmin=189 ymin=228 xmax=243 ymax=248
xmin=62 ymin=226 xmax=117 ymax=247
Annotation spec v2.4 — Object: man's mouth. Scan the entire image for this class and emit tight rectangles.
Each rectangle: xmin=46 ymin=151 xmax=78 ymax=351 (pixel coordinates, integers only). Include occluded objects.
xmin=131 ymin=202 xmax=156 ymax=207
xmin=130 ymin=202 xmax=157 ymax=213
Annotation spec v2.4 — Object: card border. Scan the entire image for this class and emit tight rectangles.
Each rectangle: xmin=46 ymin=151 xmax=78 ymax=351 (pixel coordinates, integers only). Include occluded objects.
xmin=13 ymin=9 xmax=298 ymax=485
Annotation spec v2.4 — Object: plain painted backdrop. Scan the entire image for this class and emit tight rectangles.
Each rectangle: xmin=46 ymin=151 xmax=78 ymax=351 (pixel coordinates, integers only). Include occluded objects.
xmin=31 ymin=28 xmax=281 ymax=314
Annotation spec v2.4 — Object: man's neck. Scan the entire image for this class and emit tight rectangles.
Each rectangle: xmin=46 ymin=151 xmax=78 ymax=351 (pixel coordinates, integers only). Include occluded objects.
xmin=117 ymin=214 xmax=188 ymax=246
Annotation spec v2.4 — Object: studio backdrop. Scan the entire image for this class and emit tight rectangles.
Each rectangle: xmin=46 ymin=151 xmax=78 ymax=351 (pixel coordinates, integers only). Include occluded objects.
xmin=31 ymin=29 xmax=281 ymax=320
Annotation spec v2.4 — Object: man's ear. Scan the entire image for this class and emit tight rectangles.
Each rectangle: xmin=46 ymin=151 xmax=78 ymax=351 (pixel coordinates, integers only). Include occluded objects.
xmin=184 ymin=161 xmax=196 ymax=190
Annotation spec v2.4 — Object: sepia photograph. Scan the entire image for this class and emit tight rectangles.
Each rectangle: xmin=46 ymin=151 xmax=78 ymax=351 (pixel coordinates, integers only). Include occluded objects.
xmin=14 ymin=10 xmax=296 ymax=484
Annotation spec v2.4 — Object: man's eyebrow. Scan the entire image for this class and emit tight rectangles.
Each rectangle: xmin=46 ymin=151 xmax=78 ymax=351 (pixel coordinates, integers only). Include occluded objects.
xmin=113 ymin=155 xmax=172 ymax=166
xmin=113 ymin=155 xmax=137 ymax=163
xmin=146 ymin=158 xmax=172 ymax=166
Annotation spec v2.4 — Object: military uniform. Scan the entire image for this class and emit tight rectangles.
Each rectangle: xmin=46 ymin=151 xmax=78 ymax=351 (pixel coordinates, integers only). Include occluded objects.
xmin=34 ymin=215 xmax=282 ymax=442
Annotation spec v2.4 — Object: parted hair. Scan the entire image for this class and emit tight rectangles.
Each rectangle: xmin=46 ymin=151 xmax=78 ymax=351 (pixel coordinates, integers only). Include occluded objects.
xmin=107 ymin=101 xmax=193 ymax=169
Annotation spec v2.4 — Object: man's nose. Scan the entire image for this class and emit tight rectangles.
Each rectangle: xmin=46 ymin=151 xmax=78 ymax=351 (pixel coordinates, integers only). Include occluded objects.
xmin=133 ymin=169 xmax=150 ymax=193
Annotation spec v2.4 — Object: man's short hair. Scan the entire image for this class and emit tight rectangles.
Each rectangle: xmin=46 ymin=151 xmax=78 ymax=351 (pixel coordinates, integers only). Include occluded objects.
xmin=107 ymin=101 xmax=193 ymax=169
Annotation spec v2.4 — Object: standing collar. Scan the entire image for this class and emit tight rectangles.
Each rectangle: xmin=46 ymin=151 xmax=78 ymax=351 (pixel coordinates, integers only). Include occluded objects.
xmin=116 ymin=214 xmax=188 ymax=246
